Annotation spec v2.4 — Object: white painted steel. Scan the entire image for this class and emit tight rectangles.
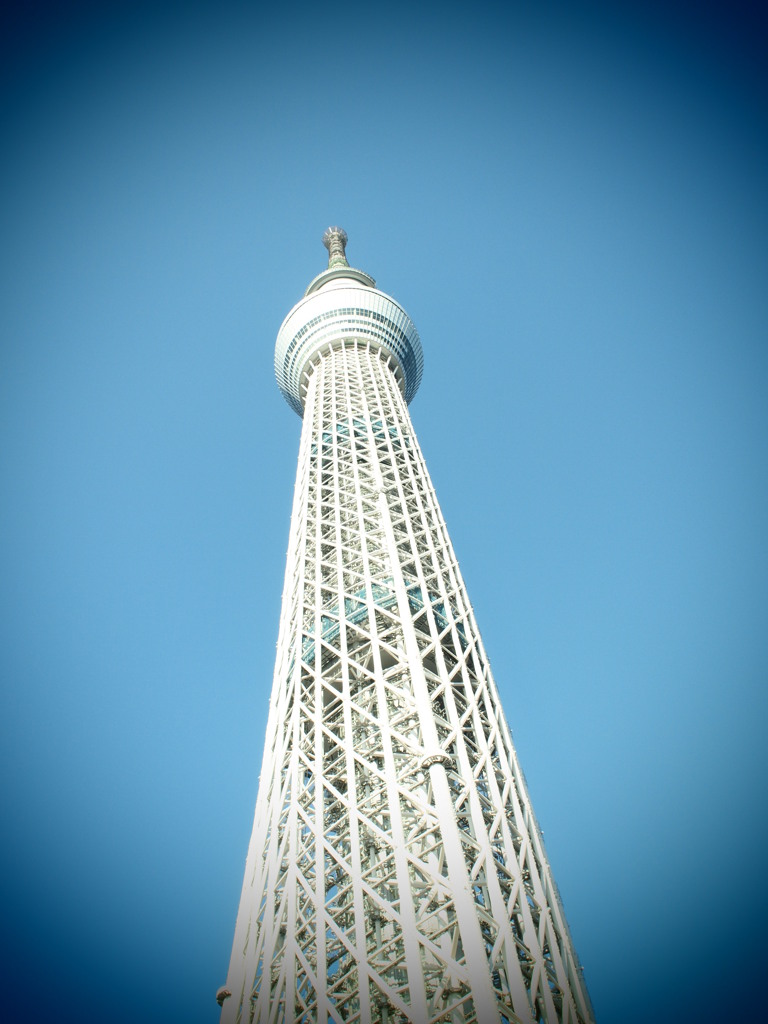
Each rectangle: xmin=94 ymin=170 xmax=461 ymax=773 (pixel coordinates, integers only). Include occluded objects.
xmin=221 ymin=248 xmax=595 ymax=1024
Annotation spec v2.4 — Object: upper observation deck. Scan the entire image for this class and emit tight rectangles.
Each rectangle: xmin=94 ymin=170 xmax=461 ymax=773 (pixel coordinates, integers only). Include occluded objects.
xmin=274 ymin=228 xmax=423 ymax=416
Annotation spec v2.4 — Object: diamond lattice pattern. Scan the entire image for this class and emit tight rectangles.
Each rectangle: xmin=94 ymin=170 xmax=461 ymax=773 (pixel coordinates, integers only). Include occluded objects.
xmin=223 ymin=343 xmax=594 ymax=1024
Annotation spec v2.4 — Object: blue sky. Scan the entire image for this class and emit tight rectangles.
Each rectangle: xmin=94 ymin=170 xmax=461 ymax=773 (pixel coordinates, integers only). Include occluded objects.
xmin=1 ymin=2 xmax=766 ymax=1023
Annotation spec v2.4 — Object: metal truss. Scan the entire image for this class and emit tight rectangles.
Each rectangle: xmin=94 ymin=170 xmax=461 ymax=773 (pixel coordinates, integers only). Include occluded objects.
xmin=220 ymin=239 xmax=595 ymax=1024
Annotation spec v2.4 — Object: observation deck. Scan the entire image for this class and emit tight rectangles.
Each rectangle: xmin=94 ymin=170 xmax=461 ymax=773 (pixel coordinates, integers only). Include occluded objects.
xmin=274 ymin=228 xmax=423 ymax=416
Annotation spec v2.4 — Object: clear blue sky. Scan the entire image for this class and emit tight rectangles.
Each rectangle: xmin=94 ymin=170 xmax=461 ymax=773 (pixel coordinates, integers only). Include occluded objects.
xmin=1 ymin=2 xmax=766 ymax=1023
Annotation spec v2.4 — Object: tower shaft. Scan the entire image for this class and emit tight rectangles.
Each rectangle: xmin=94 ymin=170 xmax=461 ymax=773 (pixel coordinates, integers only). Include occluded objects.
xmin=220 ymin=236 xmax=594 ymax=1024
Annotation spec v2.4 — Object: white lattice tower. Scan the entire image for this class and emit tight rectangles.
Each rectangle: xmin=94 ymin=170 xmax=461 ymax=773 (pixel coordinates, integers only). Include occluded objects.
xmin=219 ymin=230 xmax=595 ymax=1024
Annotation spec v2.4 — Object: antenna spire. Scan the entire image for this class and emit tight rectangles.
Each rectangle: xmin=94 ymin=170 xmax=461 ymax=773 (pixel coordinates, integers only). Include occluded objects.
xmin=322 ymin=226 xmax=349 ymax=268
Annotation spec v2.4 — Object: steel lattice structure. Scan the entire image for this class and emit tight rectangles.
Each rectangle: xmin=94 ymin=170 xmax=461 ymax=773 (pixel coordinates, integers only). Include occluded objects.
xmin=219 ymin=230 xmax=595 ymax=1024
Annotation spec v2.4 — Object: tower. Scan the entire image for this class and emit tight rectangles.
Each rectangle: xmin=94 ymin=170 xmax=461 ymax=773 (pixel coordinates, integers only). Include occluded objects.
xmin=219 ymin=230 xmax=594 ymax=1024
